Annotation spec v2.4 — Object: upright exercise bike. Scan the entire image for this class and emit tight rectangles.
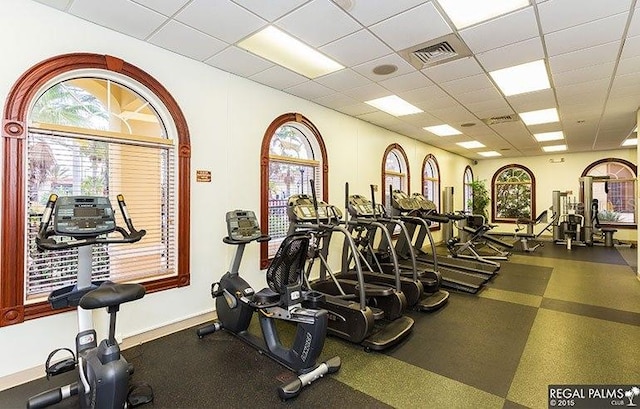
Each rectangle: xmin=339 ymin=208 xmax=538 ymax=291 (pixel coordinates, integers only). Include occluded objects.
xmin=28 ymin=194 xmax=151 ymax=409
xmin=196 ymin=210 xmax=340 ymax=400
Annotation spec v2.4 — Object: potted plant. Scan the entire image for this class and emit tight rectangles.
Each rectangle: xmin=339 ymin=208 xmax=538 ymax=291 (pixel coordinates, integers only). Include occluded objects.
xmin=469 ymin=180 xmax=490 ymax=220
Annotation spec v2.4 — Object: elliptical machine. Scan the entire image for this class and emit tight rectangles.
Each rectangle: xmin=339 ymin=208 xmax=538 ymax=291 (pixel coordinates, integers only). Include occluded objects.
xmin=28 ymin=194 xmax=151 ymax=409
xmin=196 ymin=210 xmax=340 ymax=400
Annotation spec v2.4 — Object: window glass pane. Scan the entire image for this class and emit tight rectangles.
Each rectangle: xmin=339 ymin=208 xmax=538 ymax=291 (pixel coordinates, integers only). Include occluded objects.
xmin=269 ymin=125 xmax=313 ymax=159
xmin=385 ymin=151 xmax=401 ymax=172
xmin=587 ymin=161 xmax=636 ymax=224
xmin=464 ymin=167 xmax=473 ymax=213
xmin=494 ymin=166 xmax=533 ymax=220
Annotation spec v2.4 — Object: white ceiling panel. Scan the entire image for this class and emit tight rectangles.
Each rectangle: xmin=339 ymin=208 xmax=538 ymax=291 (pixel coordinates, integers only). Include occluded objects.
xmin=605 ymin=95 xmax=640 ymax=114
xmin=476 ymin=37 xmax=544 ymax=72
xmin=466 ymin=99 xmax=513 ymax=118
xmin=357 ymin=111 xmax=405 ymax=127
xmin=398 ymin=85 xmax=450 ymax=104
xmin=379 ymin=71 xmax=433 ymax=93
xmin=341 ymin=83 xmax=391 ymax=101
xmin=626 ymin=7 xmax=640 ymax=37
xmin=205 ymin=46 xmax=273 ymax=77
xmin=148 ymin=20 xmax=227 ymax=61
xmin=369 ymin=2 xmax=452 ymax=51
xmin=551 ymin=61 xmax=616 ymax=87
xmin=422 ymin=57 xmax=484 ymax=83
xmin=249 ymin=65 xmax=308 ymax=89
xmin=132 ymin=0 xmax=190 ymax=16
xmin=455 ymin=87 xmax=504 ymax=105
xmin=69 ymin=0 xmax=166 ymax=39
xmin=429 ymin=105 xmax=477 ymax=123
xmin=352 ymin=53 xmax=417 ymax=81
xmin=314 ymin=93 xmax=359 ymax=109
xmin=34 ymin=0 xmax=71 ymax=10
xmin=275 ymin=0 xmax=360 ymax=47
xmin=555 ymin=78 xmax=610 ymax=101
xmin=610 ymin=71 xmax=640 ymax=97
xmin=548 ymin=41 xmax=620 ymax=73
xmin=285 ymin=81 xmax=334 ymax=100
xmin=538 ymin=0 xmax=631 ymax=34
xmin=617 ymin=55 xmax=640 ymax=75
xmin=339 ymin=0 xmax=427 ymax=26
xmin=440 ymin=73 xmax=494 ymax=95
xmin=319 ymin=30 xmax=393 ymax=67
xmin=337 ymin=103 xmax=378 ymax=116
xmin=460 ymin=7 xmax=538 ymax=54
xmin=544 ymin=13 xmax=627 ymax=56
xmin=507 ymin=88 xmax=557 ymax=112
xmin=176 ymin=0 xmax=266 ymax=43
xmin=231 ymin=0 xmax=310 ymax=22
xmin=315 ymin=69 xmax=372 ymax=91
xmin=400 ymin=111 xmax=441 ymax=126
xmin=621 ymin=35 xmax=640 ymax=58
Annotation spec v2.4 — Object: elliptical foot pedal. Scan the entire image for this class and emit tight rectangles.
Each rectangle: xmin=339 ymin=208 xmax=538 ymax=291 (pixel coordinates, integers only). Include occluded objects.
xmin=127 ymin=383 xmax=154 ymax=407
xmin=369 ymin=307 xmax=385 ymax=320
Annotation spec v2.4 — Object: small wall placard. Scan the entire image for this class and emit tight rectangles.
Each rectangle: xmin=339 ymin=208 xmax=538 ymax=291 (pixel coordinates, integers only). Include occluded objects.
xmin=196 ymin=170 xmax=211 ymax=182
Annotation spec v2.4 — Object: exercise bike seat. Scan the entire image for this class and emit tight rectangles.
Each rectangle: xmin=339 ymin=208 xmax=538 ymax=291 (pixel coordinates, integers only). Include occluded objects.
xmin=80 ymin=282 xmax=146 ymax=310
xmin=253 ymin=288 xmax=281 ymax=305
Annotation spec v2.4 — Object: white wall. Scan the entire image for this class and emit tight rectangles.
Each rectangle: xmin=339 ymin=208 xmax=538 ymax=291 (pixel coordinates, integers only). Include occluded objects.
xmin=0 ymin=0 xmax=474 ymax=381
xmin=473 ymin=149 xmax=638 ymax=241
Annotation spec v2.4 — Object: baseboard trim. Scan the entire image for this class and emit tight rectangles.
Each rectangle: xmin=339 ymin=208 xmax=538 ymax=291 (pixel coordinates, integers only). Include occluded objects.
xmin=0 ymin=310 xmax=217 ymax=391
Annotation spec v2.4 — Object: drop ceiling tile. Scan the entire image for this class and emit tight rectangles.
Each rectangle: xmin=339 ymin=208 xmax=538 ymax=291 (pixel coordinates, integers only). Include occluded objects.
xmin=357 ymin=111 xmax=405 ymax=126
xmin=400 ymin=112 xmax=441 ymax=126
xmin=429 ymin=105 xmax=477 ymax=123
xmin=249 ymin=65 xmax=308 ymax=89
xmin=205 ymin=46 xmax=273 ymax=77
xmin=148 ymin=20 xmax=227 ymax=61
xmin=69 ymin=0 xmax=166 ymax=39
xmin=339 ymin=0 xmax=426 ymax=26
xmin=459 ymin=7 xmax=538 ymax=54
xmin=627 ymin=8 xmax=640 ymax=37
xmin=551 ymin=61 xmax=616 ymax=87
xmin=618 ymin=55 xmax=640 ymax=75
xmin=275 ymin=0 xmax=360 ymax=47
xmin=465 ymin=99 xmax=513 ymax=118
xmin=314 ymin=69 xmax=372 ymax=91
xmin=176 ymin=0 xmax=266 ymax=43
xmin=560 ymin=103 xmax=604 ymax=121
xmin=314 ymin=93 xmax=359 ymax=109
xmin=538 ymin=0 xmax=631 ymax=34
xmin=455 ymin=87 xmax=504 ymax=105
xmin=319 ymin=30 xmax=393 ymax=67
xmin=555 ymin=79 xmax=610 ymax=103
xmin=507 ymin=88 xmax=557 ymax=112
xmin=132 ymin=0 xmax=190 ymax=16
xmin=341 ymin=83 xmax=391 ymax=101
xmin=548 ymin=41 xmax=620 ymax=73
xmin=544 ymin=13 xmax=627 ymax=56
xmin=606 ymin=95 xmax=640 ymax=114
xmin=621 ymin=35 xmax=640 ymax=58
xmin=440 ymin=73 xmax=494 ymax=95
xmin=422 ymin=57 xmax=484 ymax=83
xmin=476 ymin=37 xmax=544 ymax=72
xmin=285 ymin=81 xmax=334 ymax=100
xmin=369 ymin=2 xmax=452 ymax=51
xmin=399 ymin=86 xmax=457 ymax=109
xmin=379 ymin=71 xmax=433 ymax=93
xmin=33 ymin=0 xmax=71 ymax=10
xmin=352 ymin=54 xmax=417 ymax=81
xmin=338 ymin=103 xmax=378 ymax=116
xmin=231 ymin=0 xmax=310 ymax=21
xmin=610 ymin=71 xmax=640 ymax=98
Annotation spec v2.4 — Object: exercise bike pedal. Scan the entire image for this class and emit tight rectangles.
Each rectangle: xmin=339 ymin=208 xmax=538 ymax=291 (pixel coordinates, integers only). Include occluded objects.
xmin=46 ymin=358 xmax=76 ymax=377
xmin=127 ymin=383 xmax=154 ymax=407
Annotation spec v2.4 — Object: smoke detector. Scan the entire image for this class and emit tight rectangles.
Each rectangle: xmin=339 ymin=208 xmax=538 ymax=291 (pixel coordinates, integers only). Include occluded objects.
xmin=399 ymin=34 xmax=472 ymax=69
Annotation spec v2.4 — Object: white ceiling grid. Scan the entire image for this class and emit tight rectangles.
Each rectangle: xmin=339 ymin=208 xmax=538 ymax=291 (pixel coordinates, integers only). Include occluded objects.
xmin=32 ymin=0 xmax=640 ymax=158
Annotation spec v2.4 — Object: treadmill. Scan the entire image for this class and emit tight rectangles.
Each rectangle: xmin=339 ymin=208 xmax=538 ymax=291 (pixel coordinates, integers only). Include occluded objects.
xmin=287 ymin=193 xmax=414 ymax=351
xmin=388 ymin=190 xmax=489 ymax=294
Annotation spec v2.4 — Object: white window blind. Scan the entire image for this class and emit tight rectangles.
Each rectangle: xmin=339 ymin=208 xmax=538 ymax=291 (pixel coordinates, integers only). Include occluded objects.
xmin=25 ymin=128 xmax=177 ymax=302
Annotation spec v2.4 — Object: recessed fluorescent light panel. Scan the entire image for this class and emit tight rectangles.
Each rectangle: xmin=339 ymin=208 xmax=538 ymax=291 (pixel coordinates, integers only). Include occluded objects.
xmin=238 ymin=26 xmax=344 ymax=79
xmin=424 ymin=124 xmax=462 ymax=136
xmin=437 ymin=0 xmax=529 ymax=29
xmin=622 ymin=138 xmax=637 ymax=146
xmin=489 ymin=60 xmax=550 ymax=96
xmin=478 ymin=151 xmax=502 ymax=157
xmin=534 ymin=131 xmax=564 ymax=142
xmin=365 ymin=95 xmax=423 ymax=116
xmin=542 ymin=144 xmax=567 ymax=152
xmin=519 ymin=108 xmax=559 ymax=126
xmin=457 ymin=141 xmax=486 ymax=149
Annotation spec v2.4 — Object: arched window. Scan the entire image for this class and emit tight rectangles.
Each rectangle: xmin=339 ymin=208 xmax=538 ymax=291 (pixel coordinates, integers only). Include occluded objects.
xmin=463 ymin=166 xmax=474 ymax=213
xmin=1 ymin=54 xmax=190 ymax=327
xmin=422 ymin=154 xmax=440 ymax=229
xmin=492 ymin=164 xmax=535 ymax=223
xmin=382 ymin=144 xmax=410 ymax=206
xmin=582 ymin=158 xmax=637 ymax=226
xmin=260 ymin=113 xmax=327 ymax=269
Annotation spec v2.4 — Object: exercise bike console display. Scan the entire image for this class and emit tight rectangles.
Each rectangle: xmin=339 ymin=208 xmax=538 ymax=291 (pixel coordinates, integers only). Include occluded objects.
xmin=53 ymin=196 xmax=116 ymax=236
xmin=226 ymin=210 xmax=262 ymax=241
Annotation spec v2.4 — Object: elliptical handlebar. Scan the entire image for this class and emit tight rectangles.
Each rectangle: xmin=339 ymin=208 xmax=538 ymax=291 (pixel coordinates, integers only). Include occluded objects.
xmin=36 ymin=194 xmax=146 ymax=251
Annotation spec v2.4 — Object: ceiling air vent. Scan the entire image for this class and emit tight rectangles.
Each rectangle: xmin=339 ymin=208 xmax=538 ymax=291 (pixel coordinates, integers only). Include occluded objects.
xmin=399 ymin=34 xmax=472 ymax=69
xmin=482 ymin=115 xmax=519 ymax=126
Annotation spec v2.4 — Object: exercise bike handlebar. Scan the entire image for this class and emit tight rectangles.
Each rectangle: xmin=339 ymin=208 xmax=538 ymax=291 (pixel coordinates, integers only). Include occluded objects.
xmin=36 ymin=194 xmax=146 ymax=251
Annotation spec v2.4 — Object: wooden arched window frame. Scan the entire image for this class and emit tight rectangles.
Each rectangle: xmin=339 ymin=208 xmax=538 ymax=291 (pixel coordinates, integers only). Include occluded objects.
xmin=581 ymin=157 xmax=637 ymax=228
xmin=422 ymin=154 xmax=441 ymax=231
xmin=463 ymin=165 xmax=474 ymax=213
xmin=260 ymin=113 xmax=328 ymax=269
xmin=381 ymin=143 xmax=410 ymax=206
xmin=491 ymin=164 xmax=535 ymax=223
xmin=1 ymin=53 xmax=191 ymax=327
